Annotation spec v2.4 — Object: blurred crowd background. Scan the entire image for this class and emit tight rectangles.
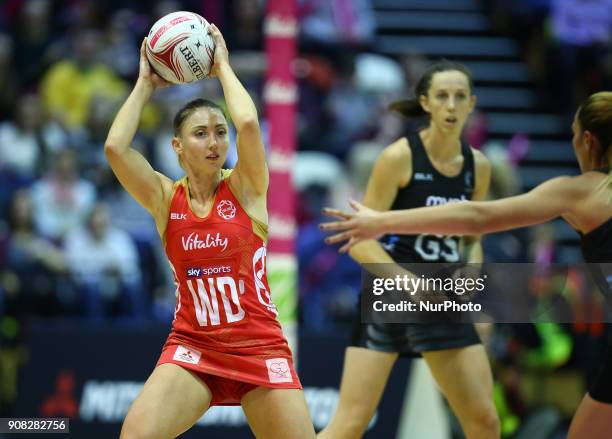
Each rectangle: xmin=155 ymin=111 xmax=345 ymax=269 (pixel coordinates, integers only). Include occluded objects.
xmin=0 ymin=0 xmax=610 ymax=437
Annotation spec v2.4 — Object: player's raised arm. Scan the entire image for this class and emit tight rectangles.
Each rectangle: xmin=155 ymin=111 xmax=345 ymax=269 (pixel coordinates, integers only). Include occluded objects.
xmin=104 ymin=40 xmax=174 ymax=217
xmin=208 ymin=24 xmax=268 ymax=196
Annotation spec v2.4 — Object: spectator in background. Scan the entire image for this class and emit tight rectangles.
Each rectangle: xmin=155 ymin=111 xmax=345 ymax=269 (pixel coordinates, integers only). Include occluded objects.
xmin=324 ymin=69 xmax=374 ymax=157
xmin=75 ymin=95 xmax=122 ymax=185
xmin=59 ymin=0 xmax=107 ymax=32
xmin=226 ymin=0 xmax=264 ymax=50
xmin=480 ymin=144 xmax=530 ymax=262
xmin=152 ymin=101 xmax=192 ymax=181
xmin=31 ymin=149 xmax=96 ymax=241
xmin=318 ymin=53 xmax=379 ymax=159
xmin=0 ymin=93 xmax=68 ymax=180
xmin=63 ymin=203 xmax=147 ymax=320
xmin=12 ymin=0 xmax=56 ymax=89
xmin=100 ymin=158 xmax=159 ymax=244
xmin=3 ymin=189 xmax=68 ymax=317
xmin=0 ymin=34 xmax=20 ymax=122
xmin=296 ymin=54 xmax=337 ymax=152
xmin=488 ymin=0 xmax=552 ymax=85
xmin=99 ymin=9 xmax=140 ymax=79
xmin=40 ymin=28 xmax=127 ymax=131
xmin=294 ymin=152 xmax=360 ymax=329
xmin=548 ymin=0 xmax=612 ymax=111
xmin=299 ymin=0 xmax=375 ymax=46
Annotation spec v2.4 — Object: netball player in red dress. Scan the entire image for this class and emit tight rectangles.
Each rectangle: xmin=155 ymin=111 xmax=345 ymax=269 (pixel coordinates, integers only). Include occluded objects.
xmin=105 ymin=24 xmax=315 ymax=439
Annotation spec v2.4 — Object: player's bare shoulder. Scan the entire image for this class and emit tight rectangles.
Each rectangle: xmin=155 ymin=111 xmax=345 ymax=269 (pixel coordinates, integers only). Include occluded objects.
xmin=226 ymin=168 xmax=268 ymax=226
xmin=553 ymin=173 xmax=596 ymax=197
xmin=471 ymin=148 xmax=492 ymax=181
xmin=554 ymin=172 xmax=611 ymax=231
xmin=379 ymin=137 xmax=412 ymax=187
xmin=152 ymin=172 xmax=181 ymax=237
xmin=574 ymin=171 xmax=612 ymax=210
xmin=471 ymin=148 xmax=490 ymax=168
xmin=384 ymin=137 xmax=411 ymax=161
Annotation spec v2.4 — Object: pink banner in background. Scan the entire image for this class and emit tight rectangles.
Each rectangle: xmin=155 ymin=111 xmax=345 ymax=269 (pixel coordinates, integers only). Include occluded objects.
xmin=264 ymin=0 xmax=298 ymax=256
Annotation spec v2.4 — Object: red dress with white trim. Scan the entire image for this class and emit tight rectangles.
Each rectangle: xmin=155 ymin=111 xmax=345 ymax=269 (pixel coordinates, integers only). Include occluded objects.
xmin=156 ymin=173 xmax=300 ymax=405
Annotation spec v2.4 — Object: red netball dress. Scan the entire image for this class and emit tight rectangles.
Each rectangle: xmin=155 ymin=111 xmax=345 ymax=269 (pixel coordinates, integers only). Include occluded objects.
xmin=156 ymin=171 xmax=301 ymax=405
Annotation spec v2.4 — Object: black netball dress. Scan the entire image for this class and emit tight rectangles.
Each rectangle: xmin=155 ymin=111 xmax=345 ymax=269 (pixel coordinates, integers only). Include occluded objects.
xmin=580 ymin=207 xmax=612 ymax=403
xmin=351 ymin=131 xmax=481 ymax=356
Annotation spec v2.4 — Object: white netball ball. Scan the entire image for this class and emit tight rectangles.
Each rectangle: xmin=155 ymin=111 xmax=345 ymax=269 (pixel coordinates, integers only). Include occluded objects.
xmin=146 ymin=11 xmax=215 ymax=84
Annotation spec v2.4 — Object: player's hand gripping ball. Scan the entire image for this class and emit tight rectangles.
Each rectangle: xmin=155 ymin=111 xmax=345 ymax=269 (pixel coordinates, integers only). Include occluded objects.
xmin=146 ymin=11 xmax=216 ymax=84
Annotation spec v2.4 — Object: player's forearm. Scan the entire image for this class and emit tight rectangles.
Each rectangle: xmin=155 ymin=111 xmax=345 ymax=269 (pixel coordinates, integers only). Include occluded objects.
xmin=105 ymin=80 xmax=152 ymax=154
xmin=378 ymin=202 xmax=484 ymax=237
xmin=216 ymin=63 xmax=259 ymax=130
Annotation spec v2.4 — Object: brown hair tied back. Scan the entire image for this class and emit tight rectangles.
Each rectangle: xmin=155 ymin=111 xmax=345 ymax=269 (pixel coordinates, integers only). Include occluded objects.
xmin=577 ymin=91 xmax=612 ymax=161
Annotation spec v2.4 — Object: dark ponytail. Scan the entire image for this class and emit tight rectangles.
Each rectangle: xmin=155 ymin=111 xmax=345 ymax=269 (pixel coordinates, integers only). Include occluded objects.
xmin=390 ymin=59 xmax=473 ymax=118
xmin=389 ymin=99 xmax=427 ymax=118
